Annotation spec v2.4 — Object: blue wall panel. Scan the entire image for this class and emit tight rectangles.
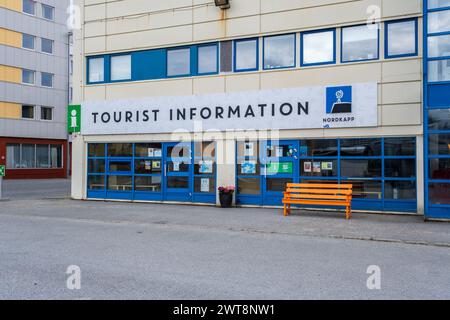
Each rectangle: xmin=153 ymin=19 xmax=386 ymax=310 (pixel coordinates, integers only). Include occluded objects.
xmin=132 ymin=49 xmax=167 ymax=81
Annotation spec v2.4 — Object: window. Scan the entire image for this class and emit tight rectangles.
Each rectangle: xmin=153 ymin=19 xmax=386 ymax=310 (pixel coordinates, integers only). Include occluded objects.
xmin=198 ymin=44 xmax=218 ymax=75
xmin=428 ymin=34 xmax=450 ymax=58
xmin=88 ymin=57 xmax=104 ymax=83
xmin=111 ymin=55 xmax=131 ymax=81
xmin=234 ymin=38 xmax=258 ymax=71
xmin=428 ymin=59 xmax=450 ymax=82
xmin=6 ymin=144 xmax=20 ymax=169
xmin=50 ymin=145 xmax=62 ymax=168
xmin=41 ymin=4 xmax=54 ymax=20
xmin=36 ymin=145 xmax=49 ymax=168
xmin=41 ymin=72 xmax=53 ymax=87
xmin=428 ymin=0 xmax=450 ymax=9
xmin=386 ymin=20 xmax=417 ymax=58
xmin=301 ymin=30 xmax=335 ymax=66
xmin=263 ymin=34 xmax=295 ymax=69
xmin=22 ymin=69 xmax=35 ymax=84
xmin=22 ymin=105 xmax=34 ymax=119
xmin=428 ymin=10 xmax=450 ymax=34
xmin=21 ymin=144 xmax=35 ymax=168
xmin=342 ymin=24 xmax=379 ymax=62
xmin=108 ymin=143 xmax=132 ymax=157
xmin=41 ymin=38 xmax=53 ymax=54
xmin=167 ymin=48 xmax=190 ymax=77
xmin=41 ymin=107 xmax=53 ymax=120
xmin=22 ymin=33 xmax=35 ymax=50
xmin=23 ymin=0 xmax=35 ymax=15
xmin=428 ymin=109 xmax=450 ymax=131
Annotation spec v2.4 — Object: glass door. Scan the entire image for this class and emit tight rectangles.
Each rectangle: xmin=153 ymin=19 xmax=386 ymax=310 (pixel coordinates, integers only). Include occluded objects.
xmin=164 ymin=142 xmax=193 ymax=202
xmin=261 ymin=140 xmax=299 ymax=206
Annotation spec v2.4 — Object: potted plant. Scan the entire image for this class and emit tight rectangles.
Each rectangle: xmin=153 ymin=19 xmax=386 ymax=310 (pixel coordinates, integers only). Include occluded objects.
xmin=218 ymin=186 xmax=235 ymax=208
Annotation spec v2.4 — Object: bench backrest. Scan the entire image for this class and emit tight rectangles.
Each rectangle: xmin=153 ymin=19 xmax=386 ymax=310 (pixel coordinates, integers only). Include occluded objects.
xmin=285 ymin=183 xmax=353 ymax=197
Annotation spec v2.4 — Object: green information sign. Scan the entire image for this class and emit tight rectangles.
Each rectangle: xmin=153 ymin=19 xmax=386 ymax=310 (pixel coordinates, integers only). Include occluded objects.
xmin=68 ymin=105 xmax=81 ymax=133
xmin=266 ymin=162 xmax=293 ymax=175
xmin=0 ymin=165 xmax=5 ymax=177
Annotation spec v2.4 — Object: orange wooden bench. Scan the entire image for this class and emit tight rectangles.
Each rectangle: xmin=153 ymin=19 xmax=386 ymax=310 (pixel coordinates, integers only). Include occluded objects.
xmin=282 ymin=183 xmax=353 ymax=219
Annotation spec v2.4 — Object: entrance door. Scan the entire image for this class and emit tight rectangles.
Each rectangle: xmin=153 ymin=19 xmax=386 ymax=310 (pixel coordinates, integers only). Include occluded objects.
xmin=164 ymin=142 xmax=193 ymax=202
xmin=261 ymin=140 xmax=299 ymax=206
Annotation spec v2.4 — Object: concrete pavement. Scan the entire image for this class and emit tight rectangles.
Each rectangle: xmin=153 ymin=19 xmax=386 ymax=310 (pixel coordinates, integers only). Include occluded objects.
xmin=0 ymin=198 xmax=449 ymax=299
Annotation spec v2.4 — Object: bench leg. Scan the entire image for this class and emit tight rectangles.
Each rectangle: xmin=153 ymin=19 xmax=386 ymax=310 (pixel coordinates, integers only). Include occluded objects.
xmin=346 ymin=205 xmax=351 ymax=220
xmin=283 ymin=204 xmax=287 ymax=216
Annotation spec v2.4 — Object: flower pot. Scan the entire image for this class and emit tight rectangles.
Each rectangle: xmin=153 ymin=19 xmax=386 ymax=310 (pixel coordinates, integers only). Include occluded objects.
xmin=219 ymin=192 xmax=233 ymax=208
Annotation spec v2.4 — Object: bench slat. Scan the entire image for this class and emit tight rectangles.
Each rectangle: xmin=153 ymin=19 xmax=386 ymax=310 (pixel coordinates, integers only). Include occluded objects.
xmin=285 ymin=188 xmax=352 ymax=195
xmin=287 ymin=183 xmax=352 ymax=189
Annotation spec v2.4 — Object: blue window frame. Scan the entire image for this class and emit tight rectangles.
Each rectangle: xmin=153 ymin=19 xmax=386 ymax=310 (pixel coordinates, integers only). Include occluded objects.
xmin=197 ymin=43 xmax=219 ymax=75
xmin=341 ymin=24 xmax=380 ymax=63
xmin=236 ymin=138 xmax=417 ymax=212
xmin=87 ymin=56 xmax=107 ymax=84
xmin=424 ymin=1 xmax=450 ymax=219
xmin=263 ymin=33 xmax=296 ymax=70
xmin=87 ymin=142 xmax=217 ymax=204
xmin=233 ymin=38 xmax=259 ymax=72
xmin=385 ymin=19 xmax=418 ymax=59
xmin=300 ymin=29 xmax=336 ymax=67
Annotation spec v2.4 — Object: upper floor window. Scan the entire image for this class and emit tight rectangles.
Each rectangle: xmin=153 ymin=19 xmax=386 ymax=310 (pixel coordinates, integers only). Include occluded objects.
xmin=263 ymin=34 xmax=295 ymax=69
xmin=386 ymin=19 xmax=417 ymax=58
xmin=22 ymin=69 xmax=35 ymax=84
xmin=22 ymin=105 xmax=34 ymax=119
xmin=428 ymin=0 xmax=450 ymax=9
xmin=41 ymin=38 xmax=53 ymax=54
xmin=22 ymin=33 xmax=35 ymax=50
xmin=22 ymin=0 xmax=35 ymax=15
xmin=342 ymin=24 xmax=379 ymax=62
xmin=111 ymin=54 xmax=131 ymax=81
xmin=41 ymin=72 xmax=53 ymax=87
xmin=428 ymin=34 xmax=450 ymax=58
xmin=428 ymin=10 xmax=450 ymax=34
xmin=198 ymin=44 xmax=218 ymax=75
xmin=301 ymin=29 xmax=335 ymax=66
xmin=167 ymin=48 xmax=190 ymax=77
xmin=88 ymin=57 xmax=104 ymax=83
xmin=234 ymin=38 xmax=258 ymax=72
xmin=428 ymin=59 xmax=450 ymax=82
xmin=41 ymin=4 xmax=54 ymax=21
xmin=41 ymin=107 xmax=53 ymax=121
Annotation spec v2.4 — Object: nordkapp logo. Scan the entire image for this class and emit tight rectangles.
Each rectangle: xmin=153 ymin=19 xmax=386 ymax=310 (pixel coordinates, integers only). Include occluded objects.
xmin=326 ymin=86 xmax=352 ymax=114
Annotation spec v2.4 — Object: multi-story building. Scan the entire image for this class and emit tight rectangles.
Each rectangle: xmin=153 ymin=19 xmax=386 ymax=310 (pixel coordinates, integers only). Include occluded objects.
xmin=0 ymin=0 xmax=70 ymax=179
xmin=71 ymin=0 xmax=450 ymax=220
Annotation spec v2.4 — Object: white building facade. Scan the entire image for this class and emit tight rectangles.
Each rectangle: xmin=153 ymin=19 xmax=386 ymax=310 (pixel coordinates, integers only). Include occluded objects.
xmin=71 ymin=0 xmax=450 ymax=219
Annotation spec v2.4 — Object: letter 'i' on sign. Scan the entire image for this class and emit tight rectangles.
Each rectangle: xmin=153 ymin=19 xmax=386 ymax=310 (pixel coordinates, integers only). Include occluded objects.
xmin=68 ymin=105 xmax=81 ymax=133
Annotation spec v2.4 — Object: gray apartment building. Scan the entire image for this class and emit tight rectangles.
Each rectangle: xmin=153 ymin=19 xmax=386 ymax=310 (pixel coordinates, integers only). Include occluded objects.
xmin=0 ymin=0 xmax=70 ymax=179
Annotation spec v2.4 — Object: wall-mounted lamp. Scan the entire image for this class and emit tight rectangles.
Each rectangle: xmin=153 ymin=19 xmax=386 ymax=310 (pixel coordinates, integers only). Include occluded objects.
xmin=214 ymin=0 xmax=230 ymax=9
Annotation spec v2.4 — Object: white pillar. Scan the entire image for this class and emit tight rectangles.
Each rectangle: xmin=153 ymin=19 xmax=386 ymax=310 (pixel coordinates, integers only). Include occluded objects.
xmin=416 ymin=134 xmax=425 ymax=215
xmin=216 ymin=138 xmax=236 ymax=206
xmin=71 ymin=134 xmax=85 ymax=200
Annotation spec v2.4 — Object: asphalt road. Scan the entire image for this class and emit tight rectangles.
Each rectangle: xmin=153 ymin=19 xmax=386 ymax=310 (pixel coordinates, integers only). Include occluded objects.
xmin=0 ymin=199 xmax=449 ymax=300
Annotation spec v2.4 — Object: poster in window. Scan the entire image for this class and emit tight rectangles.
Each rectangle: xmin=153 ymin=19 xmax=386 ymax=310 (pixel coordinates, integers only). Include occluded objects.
xmin=244 ymin=143 xmax=254 ymax=157
xmin=241 ymin=161 xmax=256 ymax=174
xmin=152 ymin=160 xmax=161 ymax=169
xmin=313 ymin=162 xmax=321 ymax=173
xmin=144 ymin=161 xmax=152 ymax=171
xmin=322 ymin=162 xmax=333 ymax=171
xmin=199 ymin=160 xmax=213 ymax=174
xmin=147 ymin=148 xmax=154 ymax=157
xmin=201 ymin=178 xmax=210 ymax=193
xmin=173 ymin=162 xmax=180 ymax=172
xmin=304 ymin=162 xmax=312 ymax=173
xmin=154 ymin=149 xmax=162 ymax=157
